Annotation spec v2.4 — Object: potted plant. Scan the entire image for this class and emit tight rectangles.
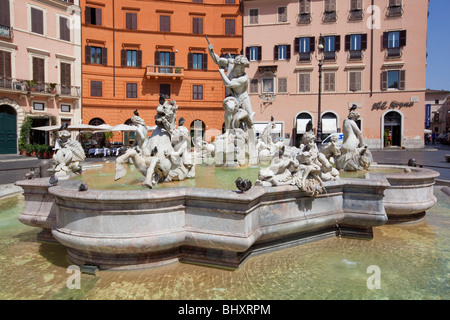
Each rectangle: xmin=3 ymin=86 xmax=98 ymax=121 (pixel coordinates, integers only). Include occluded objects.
xmin=19 ymin=117 xmax=33 ymax=152
xmin=42 ymin=145 xmax=51 ymax=159
xmin=31 ymin=144 xmax=38 ymax=157
xmin=47 ymin=83 xmax=57 ymax=94
xmin=25 ymin=143 xmax=33 ymax=156
xmin=26 ymin=80 xmax=37 ymax=92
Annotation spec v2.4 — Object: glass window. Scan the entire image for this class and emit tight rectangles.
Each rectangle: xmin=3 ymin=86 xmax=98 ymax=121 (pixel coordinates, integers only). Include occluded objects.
xmin=193 ymin=85 xmax=203 ymax=100
xmin=60 ymin=104 xmax=71 ymax=112
xmin=278 ymin=45 xmax=287 ymax=60
xmin=127 ymin=50 xmax=137 ymax=67
xmin=160 ymin=15 xmax=170 ymax=32
xmin=300 ymin=38 xmax=310 ymax=53
xmin=192 ymin=53 xmax=203 ymax=70
xmin=33 ymin=102 xmax=44 ymax=111
xmin=90 ymin=47 xmax=102 ymax=64
xmin=126 ymin=83 xmax=137 ymax=98
xmin=324 ymin=36 xmax=335 ymax=52
xmin=387 ymin=70 xmax=399 ymax=89
xmin=350 ymin=34 xmax=361 ymax=51
xmin=250 ymin=47 xmax=258 ymax=61
xmin=225 ymin=19 xmax=235 ymax=35
xmin=388 ymin=31 xmax=400 ymax=48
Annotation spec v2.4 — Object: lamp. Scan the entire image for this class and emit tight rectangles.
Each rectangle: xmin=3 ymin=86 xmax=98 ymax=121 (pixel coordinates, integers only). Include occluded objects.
xmin=316 ymin=40 xmax=324 ymax=144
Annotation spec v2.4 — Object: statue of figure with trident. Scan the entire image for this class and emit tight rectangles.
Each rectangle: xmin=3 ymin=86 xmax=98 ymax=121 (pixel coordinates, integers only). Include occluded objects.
xmin=206 ymin=36 xmax=255 ymax=131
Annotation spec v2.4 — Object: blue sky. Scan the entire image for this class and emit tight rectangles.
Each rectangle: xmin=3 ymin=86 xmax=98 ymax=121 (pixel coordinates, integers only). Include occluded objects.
xmin=426 ymin=0 xmax=450 ymax=91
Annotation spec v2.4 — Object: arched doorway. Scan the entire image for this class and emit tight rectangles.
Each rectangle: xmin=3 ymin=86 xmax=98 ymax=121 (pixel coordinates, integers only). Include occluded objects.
xmin=190 ymin=119 xmax=205 ymax=142
xmin=0 ymin=105 xmax=17 ymax=154
xmin=124 ymin=118 xmax=136 ymax=146
xmin=295 ymin=112 xmax=313 ymax=147
xmin=88 ymin=117 xmax=106 ymax=147
xmin=321 ymin=112 xmax=338 ymax=142
xmin=384 ymin=111 xmax=402 ymax=147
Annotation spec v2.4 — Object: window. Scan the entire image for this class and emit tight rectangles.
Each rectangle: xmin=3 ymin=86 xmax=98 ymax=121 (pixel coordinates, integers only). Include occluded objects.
xmin=126 ymin=83 xmax=137 ymax=98
xmin=121 ymin=49 xmax=142 ymax=67
xmin=262 ymin=78 xmax=274 ymax=93
xmin=298 ymin=0 xmax=311 ymax=24
xmin=323 ymin=0 xmax=337 ymax=22
xmin=349 ymin=71 xmax=362 ymax=92
xmin=225 ymin=0 xmax=235 ymax=3
xmin=0 ymin=50 xmax=11 ymax=80
xmin=278 ymin=7 xmax=287 ymax=23
xmin=193 ymin=17 xmax=203 ymax=34
xmin=249 ymin=9 xmax=259 ymax=24
xmin=33 ymin=102 xmax=45 ymax=111
xmin=387 ymin=0 xmax=403 ymax=17
xmin=278 ymin=78 xmax=287 ymax=93
xmin=0 ymin=0 xmax=11 ymax=38
xmin=59 ymin=16 xmax=70 ymax=41
xmin=193 ymin=0 xmax=203 ymax=2
xmin=31 ymin=7 xmax=44 ymax=35
xmin=188 ymin=53 xmax=207 ymax=70
xmin=299 ymin=73 xmax=310 ymax=93
xmin=274 ymin=45 xmax=291 ymax=60
xmin=60 ymin=63 xmax=71 ymax=95
xmin=160 ymin=84 xmax=170 ymax=99
xmin=60 ymin=104 xmax=71 ymax=112
xmin=85 ymin=6 xmax=102 ymax=26
xmin=193 ymin=85 xmax=203 ymax=100
xmin=324 ymin=72 xmax=336 ymax=92
xmin=160 ymin=15 xmax=170 ymax=32
xmin=247 ymin=46 xmax=261 ymax=61
xmin=349 ymin=0 xmax=364 ymax=20
xmin=126 ymin=13 xmax=137 ymax=30
xmin=295 ymin=37 xmax=314 ymax=62
xmin=250 ymin=79 xmax=258 ymax=93
xmin=345 ymin=34 xmax=367 ymax=59
xmin=90 ymin=80 xmax=102 ymax=97
xmin=320 ymin=35 xmax=340 ymax=60
xmin=32 ymin=57 xmax=45 ymax=87
xmin=86 ymin=46 xmax=107 ymax=65
xmin=225 ymin=19 xmax=235 ymax=35
xmin=381 ymin=70 xmax=405 ymax=90
xmin=383 ymin=30 xmax=406 ymax=57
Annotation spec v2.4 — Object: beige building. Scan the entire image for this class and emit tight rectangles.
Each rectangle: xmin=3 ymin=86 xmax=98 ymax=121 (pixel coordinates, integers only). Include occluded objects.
xmin=425 ymin=89 xmax=450 ymax=136
xmin=243 ymin=0 xmax=429 ymax=149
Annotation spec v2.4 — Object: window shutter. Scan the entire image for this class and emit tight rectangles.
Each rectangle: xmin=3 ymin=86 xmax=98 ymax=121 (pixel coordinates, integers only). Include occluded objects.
xmin=299 ymin=74 xmax=305 ymax=92
xmin=85 ymin=7 xmax=91 ymax=24
xmin=286 ymin=45 xmax=291 ymax=60
xmin=304 ymin=73 xmax=310 ymax=92
xmin=61 ymin=63 xmax=71 ymax=87
xmin=170 ymin=52 xmax=175 ymax=66
xmin=188 ymin=53 xmax=193 ymax=69
xmin=202 ymin=53 xmax=208 ymax=70
xmin=126 ymin=13 xmax=131 ymax=29
xmin=245 ymin=47 xmax=250 ymax=60
xmin=294 ymin=38 xmax=300 ymax=54
xmin=382 ymin=32 xmax=389 ymax=49
xmin=4 ymin=51 xmax=11 ymax=77
xmin=361 ymin=34 xmax=368 ymax=50
xmin=85 ymin=45 xmax=91 ymax=64
xmin=329 ymin=0 xmax=336 ymax=11
xmin=0 ymin=0 xmax=11 ymax=27
xmin=324 ymin=73 xmax=329 ymax=92
xmin=345 ymin=35 xmax=351 ymax=51
xmin=381 ymin=71 xmax=388 ymax=91
xmin=121 ymin=50 xmax=126 ymax=67
xmin=300 ymin=0 xmax=311 ymax=14
xmin=95 ymin=8 xmax=102 ymax=26
xmin=399 ymin=30 xmax=407 ymax=47
xmin=101 ymin=47 xmax=107 ymax=65
xmin=136 ymin=50 xmax=142 ymax=67
xmin=0 ymin=52 xmax=4 ymax=77
xmin=329 ymin=73 xmax=335 ymax=91
xmin=309 ymin=37 xmax=315 ymax=52
xmin=399 ymin=70 xmax=406 ymax=90
xmin=257 ymin=46 xmax=262 ymax=61
xmin=274 ymin=45 xmax=279 ymax=60
xmin=349 ymin=72 xmax=356 ymax=91
xmin=334 ymin=36 xmax=341 ymax=51
xmin=324 ymin=0 xmax=331 ymax=12
xmin=155 ymin=51 xmax=160 ymax=65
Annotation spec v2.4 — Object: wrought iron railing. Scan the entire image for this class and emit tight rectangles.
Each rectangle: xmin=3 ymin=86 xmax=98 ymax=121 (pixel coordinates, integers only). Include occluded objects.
xmin=297 ymin=13 xmax=312 ymax=24
xmin=348 ymin=9 xmax=364 ymax=21
xmin=386 ymin=5 xmax=403 ymax=17
xmin=0 ymin=24 xmax=13 ymax=39
xmin=323 ymin=51 xmax=336 ymax=61
xmin=298 ymin=52 xmax=312 ymax=62
xmin=349 ymin=50 xmax=363 ymax=60
xmin=386 ymin=47 xmax=402 ymax=58
xmin=0 ymin=77 xmax=80 ymax=97
xmin=323 ymin=11 xmax=337 ymax=23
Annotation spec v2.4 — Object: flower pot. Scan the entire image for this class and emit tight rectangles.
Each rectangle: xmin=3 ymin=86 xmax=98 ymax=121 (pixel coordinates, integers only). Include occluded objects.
xmin=20 ymin=150 xmax=27 ymax=156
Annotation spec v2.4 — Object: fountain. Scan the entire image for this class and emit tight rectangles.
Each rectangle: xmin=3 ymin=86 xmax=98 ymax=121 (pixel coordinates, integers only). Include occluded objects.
xmin=15 ymin=42 xmax=440 ymax=271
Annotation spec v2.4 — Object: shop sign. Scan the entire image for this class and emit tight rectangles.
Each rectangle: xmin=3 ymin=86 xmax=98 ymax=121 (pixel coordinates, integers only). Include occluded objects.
xmin=371 ymin=101 xmax=415 ymax=111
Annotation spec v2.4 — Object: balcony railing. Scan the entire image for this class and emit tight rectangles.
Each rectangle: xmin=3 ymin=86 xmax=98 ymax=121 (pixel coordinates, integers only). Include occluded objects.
xmin=323 ymin=11 xmax=337 ymax=23
xmin=298 ymin=52 xmax=312 ymax=62
xmin=387 ymin=5 xmax=403 ymax=17
xmin=348 ymin=50 xmax=363 ymax=61
xmin=0 ymin=25 xmax=13 ymax=39
xmin=386 ymin=47 xmax=402 ymax=58
xmin=348 ymin=9 xmax=364 ymax=21
xmin=146 ymin=65 xmax=185 ymax=79
xmin=0 ymin=77 xmax=80 ymax=98
xmin=323 ymin=51 xmax=336 ymax=61
xmin=297 ymin=13 xmax=312 ymax=24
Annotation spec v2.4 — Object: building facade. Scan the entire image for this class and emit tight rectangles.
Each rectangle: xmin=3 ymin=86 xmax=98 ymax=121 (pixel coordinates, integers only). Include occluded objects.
xmin=425 ymin=89 xmax=450 ymax=136
xmin=0 ymin=0 xmax=82 ymax=154
xmin=243 ymin=0 xmax=429 ymax=148
xmin=80 ymin=0 xmax=242 ymax=145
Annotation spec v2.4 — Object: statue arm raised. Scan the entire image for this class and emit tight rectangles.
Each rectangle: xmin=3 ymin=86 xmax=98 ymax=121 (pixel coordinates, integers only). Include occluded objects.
xmin=219 ymin=69 xmax=247 ymax=88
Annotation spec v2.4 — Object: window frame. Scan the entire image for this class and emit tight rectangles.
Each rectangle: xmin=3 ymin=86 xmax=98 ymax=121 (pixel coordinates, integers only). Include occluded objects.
xmin=90 ymin=80 xmax=103 ymax=97
xmin=225 ymin=19 xmax=235 ymax=35
xmin=262 ymin=78 xmax=274 ymax=94
xmin=160 ymin=15 xmax=171 ymax=32
xmin=249 ymin=8 xmax=259 ymax=25
xmin=126 ymin=82 xmax=138 ymax=99
xmin=32 ymin=101 xmax=45 ymax=111
xmin=277 ymin=6 xmax=288 ymax=23
xmin=192 ymin=84 xmax=203 ymax=100
xmin=30 ymin=6 xmax=45 ymax=35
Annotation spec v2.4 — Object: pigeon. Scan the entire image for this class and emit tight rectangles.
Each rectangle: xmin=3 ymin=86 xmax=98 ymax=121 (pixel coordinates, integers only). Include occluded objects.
xmin=179 ymin=117 xmax=185 ymax=127
xmin=60 ymin=122 xmax=69 ymax=131
xmin=278 ymin=145 xmax=285 ymax=158
xmin=134 ymin=109 xmax=139 ymax=116
xmin=235 ymin=177 xmax=252 ymax=193
xmin=305 ymin=120 xmax=313 ymax=133
xmin=159 ymin=94 xmax=165 ymax=105
xmin=349 ymin=104 xmax=358 ymax=112
xmin=270 ymin=116 xmax=274 ymax=122
xmin=79 ymin=183 xmax=88 ymax=191
xmin=49 ymin=175 xmax=58 ymax=186
xmin=25 ymin=168 xmax=35 ymax=180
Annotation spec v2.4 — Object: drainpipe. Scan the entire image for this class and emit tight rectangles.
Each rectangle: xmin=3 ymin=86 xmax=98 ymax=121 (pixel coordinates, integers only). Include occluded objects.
xmin=370 ymin=0 xmax=374 ymax=97
xmin=113 ymin=0 xmax=115 ymax=97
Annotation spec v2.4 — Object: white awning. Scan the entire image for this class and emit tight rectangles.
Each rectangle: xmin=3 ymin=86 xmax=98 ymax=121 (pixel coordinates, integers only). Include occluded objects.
xmin=296 ymin=119 xmax=311 ymax=134
xmin=322 ymin=118 xmax=337 ymax=134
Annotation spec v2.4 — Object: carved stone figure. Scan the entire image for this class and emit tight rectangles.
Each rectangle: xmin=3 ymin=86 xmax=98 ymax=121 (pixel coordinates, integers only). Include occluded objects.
xmin=336 ymin=110 xmax=373 ymax=171
xmin=115 ymin=100 xmax=195 ymax=188
xmin=52 ymin=128 xmax=85 ymax=178
xmin=130 ymin=110 xmax=148 ymax=155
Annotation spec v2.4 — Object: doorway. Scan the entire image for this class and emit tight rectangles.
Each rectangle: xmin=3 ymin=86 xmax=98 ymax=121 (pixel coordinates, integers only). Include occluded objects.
xmin=384 ymin=111 xmax=402 ymax=147
xmin=0 ymin=105 xmax=17 ymax=154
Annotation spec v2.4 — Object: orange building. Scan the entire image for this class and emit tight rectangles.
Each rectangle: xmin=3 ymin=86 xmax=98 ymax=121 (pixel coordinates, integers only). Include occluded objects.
xmin=80 ymin=0 xmax=242 ymax=143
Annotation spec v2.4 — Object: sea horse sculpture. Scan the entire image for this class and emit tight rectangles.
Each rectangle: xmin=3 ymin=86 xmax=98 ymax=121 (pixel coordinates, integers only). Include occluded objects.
xmin=52 ymin=125 xmax=85 ymax=178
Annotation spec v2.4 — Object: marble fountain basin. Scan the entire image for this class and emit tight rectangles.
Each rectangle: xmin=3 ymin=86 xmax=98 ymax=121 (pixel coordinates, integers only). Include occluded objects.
xmin=15 ymin=164 xmax=439 ymax=270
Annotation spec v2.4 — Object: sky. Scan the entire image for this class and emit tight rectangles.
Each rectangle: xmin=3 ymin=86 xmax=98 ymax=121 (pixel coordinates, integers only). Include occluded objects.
xmin=426 ymin=0 xmax=450 ymax=91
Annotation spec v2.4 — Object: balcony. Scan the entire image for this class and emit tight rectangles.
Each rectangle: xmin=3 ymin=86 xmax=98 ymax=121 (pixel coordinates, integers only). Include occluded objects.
xmin=0 ymin=77 xmax=80 ymax=99
xmin=146 ymin=65 xmax=184 ymax=79
xmin=348 ymin=9 xmax=364 ymax=21
xmin=0 ymin=25 xmax=13 ymax=39
xmin=387 ymin=5 xmax=403 ymax=17
xmin=348 ymin=50 xmax=363 ymax=61
xmin=297 ymin=13 xmax=311 ymax=25
xmin=323 ymin=51 xmax=336 ymax=61
xmin=298 ymin=52 xmax=312 ymax=62
xmin=386 ymin=47 xmax=402 ymax=59
xmin=323 ymin=11 xmax=337 ymax=23
xmin=57 ymin=84 xmax=81 ymax=97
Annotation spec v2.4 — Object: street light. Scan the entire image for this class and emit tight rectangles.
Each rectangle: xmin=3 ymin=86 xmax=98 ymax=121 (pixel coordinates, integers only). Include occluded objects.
xmin=316 ymin=42 xmax=324 ymax=144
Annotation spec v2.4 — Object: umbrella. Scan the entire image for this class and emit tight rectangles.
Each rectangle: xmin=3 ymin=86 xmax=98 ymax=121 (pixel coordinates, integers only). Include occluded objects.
xmin=32 ymin=125 xmax=60 ymax=131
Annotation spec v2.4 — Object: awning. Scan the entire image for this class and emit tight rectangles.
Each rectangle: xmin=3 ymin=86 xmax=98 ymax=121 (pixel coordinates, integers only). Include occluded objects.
xmin=254 ymin=123 xmax=282 ymax=134
xmin=424 ymin=129 xmax=432 ymax=134
xmin=322 ymin=118 xmax=337 ymax=134
xmin=296 ymin=118 xmax=311 ymax=134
